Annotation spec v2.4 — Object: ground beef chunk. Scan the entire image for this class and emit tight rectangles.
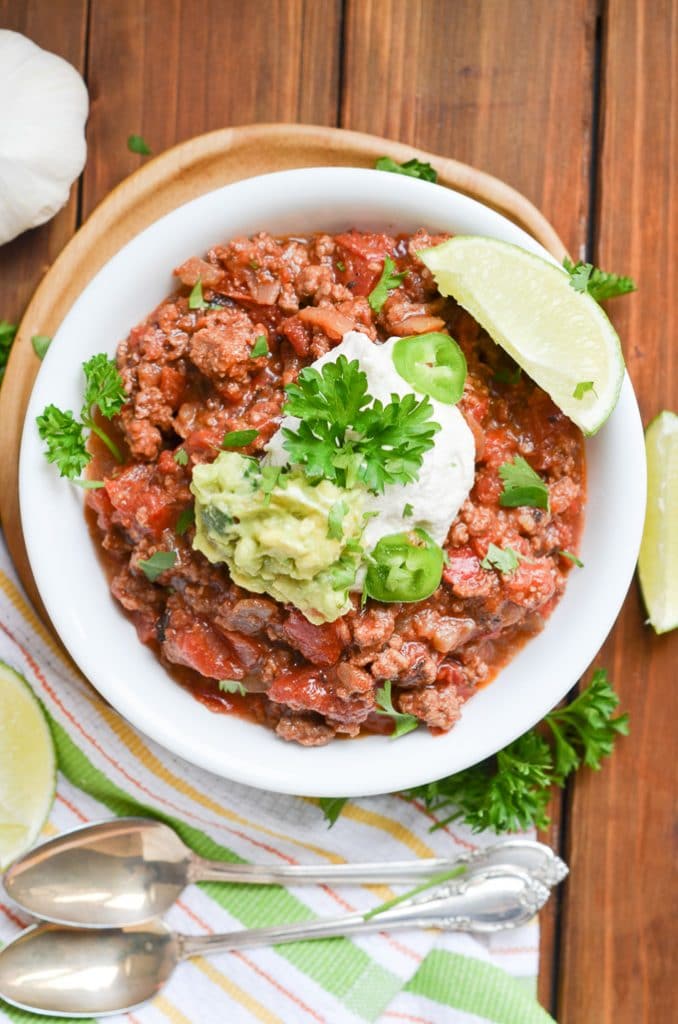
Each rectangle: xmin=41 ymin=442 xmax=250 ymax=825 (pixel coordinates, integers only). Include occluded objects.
xmin=216 ymin=597 xmax=281 ymax=636
xmin=349 ymin=606 xmax=397 ymax=650
xmin=188 ymin=308 xmax=261 ymax=382
xmin=409 ymin=610 xmax=477 ymax=653
xmin=399 ymin=683 xmax=462 ymax=731
xmin=275 ymin=714 xmax=336 ymax=747
xmin=334 ymin=661 xmax=374 ymax=698
xmin=370 ymin=640 xmax=439 ymax=687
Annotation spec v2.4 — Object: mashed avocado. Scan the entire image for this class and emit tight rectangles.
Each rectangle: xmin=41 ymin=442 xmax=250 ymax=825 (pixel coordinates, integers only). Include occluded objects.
xmin=191 ymin=452 xmax=365 ymax=623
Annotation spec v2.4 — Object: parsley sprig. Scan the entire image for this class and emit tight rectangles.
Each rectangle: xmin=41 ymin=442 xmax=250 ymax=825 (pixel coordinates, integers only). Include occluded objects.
xmin=563 ymin=258 xmax=636 ymax=301
xmin=320 ymin=670 xmax=628 ymax=832
xmin=0 ymin=320 xmax=18 ymax=384
xmin=282 ymin=356 xmax=440 ymax=494
xmin=37 ymin=354 xmax=127 ymax=479
xmin=375 ymin=156 xmax=438 ymax=183
xmin=374 ymin=680 xmax=419 ymax=739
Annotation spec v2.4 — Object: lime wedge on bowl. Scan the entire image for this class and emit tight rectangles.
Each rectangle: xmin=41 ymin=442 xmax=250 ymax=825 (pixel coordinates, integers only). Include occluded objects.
xmin=420 ymin=236 xmax=625 ymax=435
xmin=0 ymin=661 xmax=56 ymax=869
xmin=638 ymin=411 xmax=678 ymax=634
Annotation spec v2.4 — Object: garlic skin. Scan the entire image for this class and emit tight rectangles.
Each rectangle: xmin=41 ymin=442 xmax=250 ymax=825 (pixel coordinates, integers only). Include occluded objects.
xmin=0 ymin=31 xmax=88 ymax=246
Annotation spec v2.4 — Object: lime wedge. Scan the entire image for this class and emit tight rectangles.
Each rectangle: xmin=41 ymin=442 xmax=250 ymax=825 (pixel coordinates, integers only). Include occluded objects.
xmin=0 ymin=660 xmax=56 ymax=869
xmin=638 ymin=411 xmax=678 ymax=634
xmin=420 ymin=236 xmax=625 ymax=435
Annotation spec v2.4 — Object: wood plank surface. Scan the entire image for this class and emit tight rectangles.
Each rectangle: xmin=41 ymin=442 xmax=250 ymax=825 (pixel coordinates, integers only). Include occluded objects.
xmin=83 ymin=0 xmax=341 ymax=214
xmin=341 ymin=2 xmax=598 ymax=1010
xmin=558 ymin=2 xmax=677 ymax=1021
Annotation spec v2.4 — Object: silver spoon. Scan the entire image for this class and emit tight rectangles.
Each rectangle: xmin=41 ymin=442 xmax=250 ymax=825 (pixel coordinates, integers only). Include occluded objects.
xmin=3 ymin=816 xmax=567 ymax=927
xmin=0 ymin=866 xmax=549 ymax=1018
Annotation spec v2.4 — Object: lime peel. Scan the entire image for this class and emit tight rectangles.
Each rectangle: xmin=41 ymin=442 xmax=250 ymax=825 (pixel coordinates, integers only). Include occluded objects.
xmin=420 ymin=236 xmax=626 ymax=435
xmin=638 ymin=411 xmax=678 ymax=634
xmin=0 ymin=660 xmax=56 ymax=869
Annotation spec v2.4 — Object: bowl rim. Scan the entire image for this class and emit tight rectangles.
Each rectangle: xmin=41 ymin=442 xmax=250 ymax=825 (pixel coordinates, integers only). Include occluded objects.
xmin=19 ymin=166 xmax=646 ymax=796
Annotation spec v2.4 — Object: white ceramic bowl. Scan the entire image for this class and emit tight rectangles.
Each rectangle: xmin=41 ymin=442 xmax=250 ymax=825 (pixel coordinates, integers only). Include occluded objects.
xmin=20 ymin=167 xmax=646 ymax=796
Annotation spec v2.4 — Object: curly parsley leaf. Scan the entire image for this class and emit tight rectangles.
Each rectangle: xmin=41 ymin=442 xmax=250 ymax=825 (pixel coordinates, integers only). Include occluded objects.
xmin=174 ymin=447 xmax=189 ymax=466
xmin=327 ymin=499 xmax=349 ymax=540
xmin=480 ymin=543 xmax=522 ymax=574
xmin=498 ymin=456 xmax=549 ymax=510
xmin=0 ymin=320 xmax=18 ymax=383
xmin=138 ymin=550 xmax=177 ymax=582
xmin=563 ymin=257 xmax=636 ymax=301
xmin=250 ymin=335 xmax=269 ymax=358
xmin=368 ymin=255 xmax=407 ymax=313
xmin=176 ymin=506 xmax=195 ymax=536
xmin=375 ymin=156 xmax=438 ymax=183
xmin=403 ymin=668 xmax=627 ymax=833
xmin=282 ymin=356 xmax=439 ymax=495
xmin=374 ymin=681 xmax=419 ymax=739
xmin=189 ymin=278 xmax=209 ymax=310
xmin=36 ymin=405 xmax=89 ymax=479
xmin=82 ymin=354 xmax=126 ymax=419
xmin=31 ymin=334 xmax=52 ymax=359
xmin=318 ymin=797 xmax=348 ymax=827
xmin=218 ymin=679 xmax=248 ymax=696
xmin=127 ymin=133 xmax=152 ymax=155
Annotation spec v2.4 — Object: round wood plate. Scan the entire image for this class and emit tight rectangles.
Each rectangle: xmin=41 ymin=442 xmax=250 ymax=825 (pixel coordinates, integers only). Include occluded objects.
xmin=0 ymin=122 xmax=566 ymax=615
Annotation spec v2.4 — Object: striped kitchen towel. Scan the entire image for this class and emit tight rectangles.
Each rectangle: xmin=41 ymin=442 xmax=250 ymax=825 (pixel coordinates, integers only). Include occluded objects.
xmin=0 ymin=535 xmax=553 ymax=1024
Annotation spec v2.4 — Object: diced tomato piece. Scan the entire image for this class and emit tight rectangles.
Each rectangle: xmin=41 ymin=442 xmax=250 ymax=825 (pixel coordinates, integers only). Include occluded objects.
xmin=282 ymin=611 xmax=343 ymax=666
xmin=184 ymin=429 xmax=222 ymax=457
xmin=85 ymin=486 xmax=114 ymax=529
xmin=502 ymin=559 xmax=556 ymax=610
xmin=219 ymin=630 xmax=266 ymax=671
xmin=268 ymin=667 xmax=370 ymax=723
xmin=105 ymin=464 xmax=177 ymax=538
xmin=163 ymin=619 xmax=243 ymax=680
xmin=334 ymin=231 xmax=396 ymax=296
xmin=280 ymin=316 xmax=311 ymax=356
xmin=443 ymin=547 xmax=482 ymax=586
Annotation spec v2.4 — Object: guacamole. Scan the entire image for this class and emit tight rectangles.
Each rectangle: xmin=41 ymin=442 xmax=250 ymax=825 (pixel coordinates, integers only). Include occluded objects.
xmin=191 ymin=452 xmax=365 ymax=623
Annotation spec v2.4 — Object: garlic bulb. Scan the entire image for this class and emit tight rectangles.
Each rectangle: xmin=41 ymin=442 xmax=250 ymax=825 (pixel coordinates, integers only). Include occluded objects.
xmin=0 ymin=31 xmax=88 ymax=246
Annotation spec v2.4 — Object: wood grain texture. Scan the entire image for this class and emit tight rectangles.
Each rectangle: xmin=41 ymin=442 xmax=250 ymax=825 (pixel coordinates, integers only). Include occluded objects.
xmin=341 ymin=2 xmax=598 ymax=1010
xmin=83 ymin=0 xmax=342 ymax=214
xmin=341 ymin=0 xmax=597 ymax=254
xmin=558 ymin=2 xmax=677 ymax=1021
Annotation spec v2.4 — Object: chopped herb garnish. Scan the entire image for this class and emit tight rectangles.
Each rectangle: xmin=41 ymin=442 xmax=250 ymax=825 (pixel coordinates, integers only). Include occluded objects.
xmin=282 ymin=355 xmax=439 ymax=494
xmin=222 ymin=428 xmax=259 ymax=448
xmin=318 ymin=797 xmax=348 ymax=827
xmin=494 ymin=365 xmax=522 ymax=386
xmin=374 ymin=680 xmax=419 ymax=739
xmin=368 ymin=255 xmax=407 ymax=313
xmin=138 ymin=550 xmax=177 ymax=582
xmin=127 ymin=134 xmax=152 ymax=156
xmin=251 ymin=335 xmax=269 ymax=358
xmin=336 ymin=259 xmax=346 ymax=272
xmin=563 ymin=257 xmax=636 ymax=301
xmin=480 ymin=543 xmax=522 ymax=574
xmin=218 ymin=679 xmax=248 ymax=696
xmin=173 ymin=448 xmax=189 ymax=466
xmin=189 ymin=278 xmax=209 ymax=310
xmin=403 ymin=502 xmax=414 ymax=518
xmin=37 ymin=354 xmax=126 ymax=478
xmin=248 ymin=259 xmax=260 ymax=270
xmin=375 ymin=156 xmax=438 ymax=183
xmin=176 ymin=506 xmax=195 ymax=536
xmin=73 ymin=479 xmax=105 ymax=489
xmin=327 ymin=499 xmax=349 ymax=540
xmin=0 ymin=320 xmax=17 ymax=383
xmin=573 ymin=381 xmax=596 ymax=400
xmin=31 ymin=334 xmax=52 ymax=359
xmin=498 ymin=456 xmax=549 ymax=510
xmin=559 ymin=549 xmax=584 ymax=568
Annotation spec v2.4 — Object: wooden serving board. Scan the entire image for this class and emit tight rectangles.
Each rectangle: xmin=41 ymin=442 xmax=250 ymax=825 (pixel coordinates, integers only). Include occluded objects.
xmin=0 ymin=122 xmax=566 ymax=614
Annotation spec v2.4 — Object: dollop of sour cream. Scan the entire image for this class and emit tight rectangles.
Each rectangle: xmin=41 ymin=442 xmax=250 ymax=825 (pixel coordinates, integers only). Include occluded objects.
xmin=266 ymin=331 xmax=475 ymax=587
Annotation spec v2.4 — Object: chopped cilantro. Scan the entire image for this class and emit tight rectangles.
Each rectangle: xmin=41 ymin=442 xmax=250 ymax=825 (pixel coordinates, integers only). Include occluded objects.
xmin=327 ymin=499 xmax=349 ymax=540
xmin=31 ymin=334 xmax=52 ymax=359
xmin=127 ymin=134 xmax=152 ymax=156
xmin=368 ymin=255 xmax=407 ymax=313
xmin=403 ymin=502 xmax=414 ymax=518
xmin=173 ymin=448 xmax=189 ymax=466
xmin=251 ymin=335 xmax=269 ymax=358
xmin=318 ymin=797 xmax=348 ymax=827
xmin=573 ymin=381 xmax=596 ymax=400
xmin=494 ymin=365 xmax=522 ymax=386
xmin=189 ymin=278 xmax=209 ymax=310
xmin=336 ymin=259 xmax=346 ymax=272
xmin=176 ymin=506 xmax=195 ymax=536
xmin=138 ymin=550 xmax=176 ymax=582
xmin=375 ymin=156 xmax=438 ymax=183
xmin=559 ymin=549 xmax=584 ymax=568
xmin=498 ymin=456 xmax=549 ymax=510
xmin=374 ymin=680 xmax=419 ymax=739
xmin=0 ymin=320 xmax=17 ymax=383
xmin=222 ymin=429 xmax=258 ymax=448
xmin=218 ymin=679 xmax=248 ymax=696
xmin=480 ymin=543 xmax=522 ymax=574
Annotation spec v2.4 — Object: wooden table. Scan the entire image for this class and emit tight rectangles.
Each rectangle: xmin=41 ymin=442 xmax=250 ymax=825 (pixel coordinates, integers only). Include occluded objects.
xmin=1 ymin=1 xmax=675 ymax=1019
